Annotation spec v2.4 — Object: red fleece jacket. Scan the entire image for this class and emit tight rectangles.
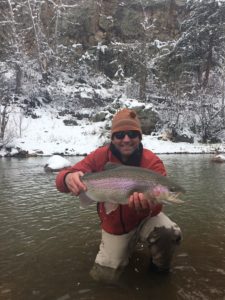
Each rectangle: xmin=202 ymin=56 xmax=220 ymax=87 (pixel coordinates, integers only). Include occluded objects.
xmin=56 ymin=145 xmax=166 ymax=235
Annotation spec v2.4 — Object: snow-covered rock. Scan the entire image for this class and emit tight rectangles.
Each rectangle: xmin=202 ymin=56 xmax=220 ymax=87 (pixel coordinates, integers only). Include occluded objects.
xmin=44 ymin=155 xmax=72 ymax=172
xmin=211 ymin=154 xmax=225 ymax=163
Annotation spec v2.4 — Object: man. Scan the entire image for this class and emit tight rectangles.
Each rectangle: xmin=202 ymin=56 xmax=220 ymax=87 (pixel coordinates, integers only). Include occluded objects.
xmin=56 ymin=108 xmax=182 ymax=281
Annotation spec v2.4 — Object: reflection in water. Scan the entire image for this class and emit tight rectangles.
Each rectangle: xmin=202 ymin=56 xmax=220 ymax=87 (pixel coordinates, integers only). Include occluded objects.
xmin=0 ymin=155 xmax=225 ymax=300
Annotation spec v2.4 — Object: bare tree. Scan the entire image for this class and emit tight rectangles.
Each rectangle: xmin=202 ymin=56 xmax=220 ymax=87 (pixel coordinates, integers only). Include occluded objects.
xmin=222 ymin=73 xmax=225 ymax=125
xmin=0 ymin=97 xmax=11 ymax=142
xmin=26 ymin=0 xmax=49 ymax=81
xmin=194 ymin=91 xmax=225 ymax=142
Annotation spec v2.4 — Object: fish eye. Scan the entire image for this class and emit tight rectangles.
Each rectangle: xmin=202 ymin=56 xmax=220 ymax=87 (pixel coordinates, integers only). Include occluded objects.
xmin=170 ymin=186 xmax=176 ymax=192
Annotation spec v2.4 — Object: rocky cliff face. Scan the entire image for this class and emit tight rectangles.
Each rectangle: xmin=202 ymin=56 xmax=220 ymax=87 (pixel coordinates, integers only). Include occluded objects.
xmin=97 ymin=0 xmax=185 ymax=42
xmin=0 ymin=0 xmax=187 ymax=66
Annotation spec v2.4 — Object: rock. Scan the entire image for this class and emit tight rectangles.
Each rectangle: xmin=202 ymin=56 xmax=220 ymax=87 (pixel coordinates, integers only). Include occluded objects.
xmin=12 ymin=150 xmax=29 ymax=158
xmin=44 ymin=155 xmax=72 ymax=172
xmin=63 ymin=119 xmax=78 ymax=126
xmin=134 ymin=107 xmax=159 ymax=135
xmin=173 ymin=134 xmax=194 ymax=144
xmin=35 ymin=150 xmax=44 ymax=155
xmin=91 ymin=112 xmax=107 ymax=122
xmin=211 ymin=154 xmax=225 ymax=163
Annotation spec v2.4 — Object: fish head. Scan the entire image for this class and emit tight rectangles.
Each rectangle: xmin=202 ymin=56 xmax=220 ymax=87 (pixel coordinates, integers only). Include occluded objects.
xmin=151 ymin=183 xmax=185 ymax=204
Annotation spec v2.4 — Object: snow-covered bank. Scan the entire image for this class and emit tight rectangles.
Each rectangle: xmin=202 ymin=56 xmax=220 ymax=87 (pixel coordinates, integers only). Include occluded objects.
xmin=0 ymin=107 xmax=225 ymax=158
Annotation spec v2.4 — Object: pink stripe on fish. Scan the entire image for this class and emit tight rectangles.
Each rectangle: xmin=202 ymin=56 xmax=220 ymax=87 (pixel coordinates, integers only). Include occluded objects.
xmin=88 ymin=178 xmax=147 ymax=189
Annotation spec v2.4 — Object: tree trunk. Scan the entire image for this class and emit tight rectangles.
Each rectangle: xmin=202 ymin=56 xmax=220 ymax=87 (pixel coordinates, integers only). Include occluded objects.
xmin=15 ymin=63 xmax=23 ymax=94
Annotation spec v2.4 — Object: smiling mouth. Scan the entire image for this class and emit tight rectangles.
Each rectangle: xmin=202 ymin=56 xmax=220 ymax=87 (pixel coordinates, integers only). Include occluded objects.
xmin=121 ymin=142 xmax=134 ymax=147
xmin=121 ymin=145 xmax=134 ymax=149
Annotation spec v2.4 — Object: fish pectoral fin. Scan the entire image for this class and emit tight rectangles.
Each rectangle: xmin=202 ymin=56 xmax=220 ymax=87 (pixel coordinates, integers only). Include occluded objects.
xmin=104 ymin=202 xmax=119 ymax=214
xmin=79 ymin=192 xmax=95 ymax=208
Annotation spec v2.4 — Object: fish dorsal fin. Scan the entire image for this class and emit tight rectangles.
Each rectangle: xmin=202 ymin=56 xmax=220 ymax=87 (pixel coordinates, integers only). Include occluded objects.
xmin=103 ymin=162 xmax=121 ymax=170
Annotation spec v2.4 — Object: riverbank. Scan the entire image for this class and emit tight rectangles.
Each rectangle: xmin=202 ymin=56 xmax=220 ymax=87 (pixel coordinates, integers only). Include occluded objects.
xmin=1 ymin=134 xmax=224 ymax=158
xmin=1 ymin=108 xmax=225 ymax=157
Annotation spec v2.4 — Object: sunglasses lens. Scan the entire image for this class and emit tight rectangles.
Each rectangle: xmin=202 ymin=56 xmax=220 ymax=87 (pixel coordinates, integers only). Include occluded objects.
xmin=114 ymin=131 xmax=139 ymax=139
xmin=127 ymin=131 xmax=139 ymax=138
xmin=114 ymin=131 xmax=125 ymax=139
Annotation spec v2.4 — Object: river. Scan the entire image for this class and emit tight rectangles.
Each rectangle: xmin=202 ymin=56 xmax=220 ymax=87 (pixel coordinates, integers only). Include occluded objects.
xmin=0 ymin=155 xmax=225 ymax=300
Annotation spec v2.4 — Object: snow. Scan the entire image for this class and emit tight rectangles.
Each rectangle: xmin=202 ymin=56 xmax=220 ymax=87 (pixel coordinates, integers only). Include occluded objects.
xmin=216 ymin=154 xmax=225 ymax=159
xmin=1 ymin=106 xmax=224 ymax=158
xmin=45 ymin=155 xmax=71 ymax=169
xmin=213 ymin=154 xmax=225 ymax=161
xmin=8 ymin=107 xmax=106 ymax=156
xmin=154 ymin=40 xmax=169 ymax=49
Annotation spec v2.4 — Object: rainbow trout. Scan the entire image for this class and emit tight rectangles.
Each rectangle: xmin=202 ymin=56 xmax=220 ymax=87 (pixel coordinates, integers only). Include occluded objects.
xmin=79 ymin=163 xmax=185 ymax=214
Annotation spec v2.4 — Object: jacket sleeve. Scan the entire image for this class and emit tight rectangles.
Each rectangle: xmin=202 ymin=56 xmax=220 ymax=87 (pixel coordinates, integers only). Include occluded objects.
xmin=148 ymin=155 xmax=167 ymax=176
xmin=55 ymin=149 xmax=100 ymax=193
xmin=142 ymin=149 xmax=166 ymax=176
xmin=142 ymin=150 xmax=167 ymax=216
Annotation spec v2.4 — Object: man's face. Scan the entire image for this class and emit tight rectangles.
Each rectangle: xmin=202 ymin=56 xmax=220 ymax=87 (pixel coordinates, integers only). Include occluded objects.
xmin=112 ymin=131 xmax=141 ymax=158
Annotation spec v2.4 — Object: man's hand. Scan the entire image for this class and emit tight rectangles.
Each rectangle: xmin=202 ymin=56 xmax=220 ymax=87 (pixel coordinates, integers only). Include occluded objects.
xmin=128 ymin=192 xmax=156 ymax=212
xmin=65 ymin=171 xmax=87 ymax=196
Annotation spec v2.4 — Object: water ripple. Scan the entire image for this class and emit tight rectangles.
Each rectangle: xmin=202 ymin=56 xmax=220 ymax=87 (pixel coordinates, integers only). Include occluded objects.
xmin=1 ymin=156 xmax=225 ymax=300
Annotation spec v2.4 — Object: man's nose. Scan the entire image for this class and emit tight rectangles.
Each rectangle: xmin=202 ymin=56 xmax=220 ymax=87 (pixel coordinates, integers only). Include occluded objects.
xmin=123 ymin=134 xmax=131 ymax=141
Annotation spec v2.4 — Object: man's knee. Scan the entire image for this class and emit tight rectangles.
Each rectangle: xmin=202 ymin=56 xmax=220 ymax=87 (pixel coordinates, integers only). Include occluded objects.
xmin=148 ymin=225 xmax=182 ymax=247
xmin=160 ymin=225 xmax=182 ymax=244
xmin=147 ymin=225 xmax=182 ymax=270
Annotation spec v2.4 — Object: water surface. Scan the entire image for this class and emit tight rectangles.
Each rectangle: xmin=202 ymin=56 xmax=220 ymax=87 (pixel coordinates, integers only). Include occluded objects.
xmin=0 ymin=155 xmax=225 ymax=300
